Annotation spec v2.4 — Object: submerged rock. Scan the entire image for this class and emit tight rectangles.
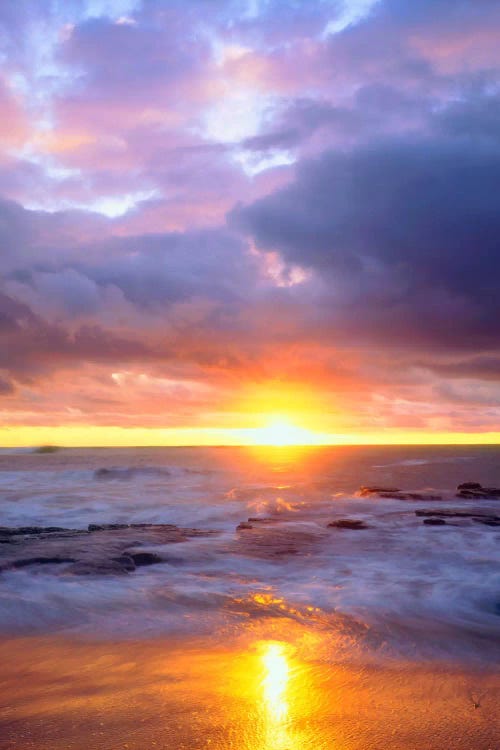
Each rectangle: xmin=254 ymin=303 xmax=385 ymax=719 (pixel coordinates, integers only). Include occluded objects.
xmin=0 ymin=526 xmax=79 ymax=537
xmin=88 ymin=523 xmax=129 ymax=532
xmin=473 ymin=517 xmax=500 ymax=527
xmin=416 ymin=509 xmax=500 ymax=526
xmin=423 ymin=518 xmax=446 ymax=526
xmin=359 ymin=486 xmax=400 ymax=497
xmin=33 ymin=445 xmax=60 ymax=454
xmin=129 ymin=551 xmax=162 ymax=566
xmin=8 ymin=556 xmax=76 ymax=569
xmin=359 ymin=487 xmax=441 ymax=501
xmin=0 ymin=523 xmax=218 ymax=577
xmin=237 ymin=522 xmax=253 ymax=530
xmin=456 ymin=482 xmax=500 ymax=499
xmin=415 ymin=509 xmax=500 ymax=519
xmin=328 ymin=519 xmax=369 ymax=530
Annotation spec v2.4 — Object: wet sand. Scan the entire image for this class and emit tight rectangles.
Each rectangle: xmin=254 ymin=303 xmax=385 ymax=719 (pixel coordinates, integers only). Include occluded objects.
xmin=1 ymin=629 xmax=498 ymax=750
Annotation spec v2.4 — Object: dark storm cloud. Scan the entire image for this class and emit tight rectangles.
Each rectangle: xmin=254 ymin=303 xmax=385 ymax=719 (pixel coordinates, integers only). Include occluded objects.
xmin=0 ymin=288 xmax=155 ymax=378
xmin=231 ymin=135 xmax=500 ymax=349
xmin=80 ymin=228 xmax=255 ymax=309
xmin=0 ymin=198 xmax=256 ymax=314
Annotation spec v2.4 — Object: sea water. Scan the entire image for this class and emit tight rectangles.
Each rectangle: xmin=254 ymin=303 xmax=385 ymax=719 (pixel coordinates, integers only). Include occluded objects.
xmin=0 ymin=444 xmax=499 ymax=664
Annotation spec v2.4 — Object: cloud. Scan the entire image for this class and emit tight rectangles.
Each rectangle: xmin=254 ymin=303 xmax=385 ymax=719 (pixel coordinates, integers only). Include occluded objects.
xmin=231 ymin=133 xmax=500 ymax=350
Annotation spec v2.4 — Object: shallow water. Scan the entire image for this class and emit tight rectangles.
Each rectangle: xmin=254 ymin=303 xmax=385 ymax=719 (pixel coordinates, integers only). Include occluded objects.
xmin=0 ymin=445 xmax=499 ymax=664
xmin=1 ymin=633 xmax=499 ymax=750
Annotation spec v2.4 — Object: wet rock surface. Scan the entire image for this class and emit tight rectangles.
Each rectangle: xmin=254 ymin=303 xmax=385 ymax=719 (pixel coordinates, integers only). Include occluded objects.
xmin=328 ymin=519 xmax=369 ymax=530
xmin=456 ymin=482 xmax=500 ymax=499
xmin=231 ymin=521 xmax=326 ymax=559
xmin=415 ymin=509 xmax=500 ymax=526
xmin=359 ymin=486 xmax=401 ymax=497
xmin=359 ymin=487 xmax=442 ymax=501
xmin=0 ymin=523 xmax=218 ymax=576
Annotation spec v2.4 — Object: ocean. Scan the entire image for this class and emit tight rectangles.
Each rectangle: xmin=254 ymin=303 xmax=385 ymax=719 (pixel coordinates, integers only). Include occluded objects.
xmin=1 ymin=444 xmax=499 ymax=665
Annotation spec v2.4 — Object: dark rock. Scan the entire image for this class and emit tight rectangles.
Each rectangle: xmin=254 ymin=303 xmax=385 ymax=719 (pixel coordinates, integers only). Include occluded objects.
xmin=88 ymin=523 xmax=129 ymax=532
xmin=237 ymin=522 xmax=253 ymax=530
xmin=472 ymin=517 xmax=500 ymax=527
xmin=130 ymin=523 xmax=178 ymax=530
xmin=359 ymin=486 xmax=400 ymax=497
xmin=380 ymin=492 xmax=442 ymax=501
xmin=9 ymin=556 xmax=75 ymax=569
xmin=129 ymin=552 xmax=162 ymax=566
xmin=94 ymin=468 xmax=115 ymax=479
xmin=33 ymin=445 xmax=60 ymax=454
xmin=328 ymin=519 xmax=368 ymax=530
xmin=247 ymin=517 xmax=273 ymax=523
xmin=0 ymin=526 xmax=71 ymax=537
xmin=456 ymin=482 xmax=500 ymax=499
xmin=423 ymin=518 xmax=446 ymax=526
xmin=457 ymin=482 xmax=483 ymax=491
xmin=0 ymin=522 xmax=219 ymax=577
xmin=66 ymin=560 xmax=131 ymax=576
xmin=359 ymin=487 xmax=441 ymax=501
xmin=415 ymin=509 xmax=500 ymax=519
xmin=111 ymin=554 xmax=136 ymax=571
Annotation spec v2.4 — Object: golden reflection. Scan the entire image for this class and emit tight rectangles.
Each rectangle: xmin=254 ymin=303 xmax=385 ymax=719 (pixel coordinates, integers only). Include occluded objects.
xmin=256 ymin=640 xmax=299 ymax=749
xmin=260 ymin=642 xmax=290 ymax=721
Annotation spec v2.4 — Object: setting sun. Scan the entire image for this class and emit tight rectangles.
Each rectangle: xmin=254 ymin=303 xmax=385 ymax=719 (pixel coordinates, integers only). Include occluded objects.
xmin=250 ymin=418 xmax=323 ymax=446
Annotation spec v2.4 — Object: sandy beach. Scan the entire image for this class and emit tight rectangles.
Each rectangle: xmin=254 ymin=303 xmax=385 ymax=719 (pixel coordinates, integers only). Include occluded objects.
xmin=1 ymin=629 xmax=499 ymax=750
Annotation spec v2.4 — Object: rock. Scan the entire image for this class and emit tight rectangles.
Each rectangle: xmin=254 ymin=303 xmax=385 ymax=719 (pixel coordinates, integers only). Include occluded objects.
xmin=416 ymin=509 xmax=500 ymax=525
xmin=94 ymin=468 xmax=115 ymax=479
xmin=129 ymin=552 xmax=162 ymax=566
xmin=66 ymin=560 xmax=131 ymax=576
xmin=88 ymin=523 xmax=129 ymax=532
xmin=247 ymin=517 xmax=274 ymax=523
xmin=0 ymin=526 xmax=74 ymax=537
xmin=472 ymin=517 xmax=500 ymax=527
xmin=359 ymin=487 xmax=441 ymax=501
xmin=456 ymin=482 xmax=500 ymax=499
xmin=381 ymin=492 xmax=442 ymax=501
xmin=233 ymin=525 xmax=324 ymax=559
xmin=33 ymin=445 xmax=60 ymax=454
xmin=237 ymin=522 xmax=253 ymax=530
xmin=8 ymin=556 xmax=75 ymax=569
xmin=328 ymin=519 xmax=368 ymax=530
xmin=359 ymin=486 xmax=400 ymax=497
xmin=0 ymin=522 xmax=219 ymax=577
xmin=111 ymin=554 xmax=136 ymax=571
xmin=423 ymin=518 xmax=446 ymax=526
xmin=457 ymin=482 xmax=483 ymax=491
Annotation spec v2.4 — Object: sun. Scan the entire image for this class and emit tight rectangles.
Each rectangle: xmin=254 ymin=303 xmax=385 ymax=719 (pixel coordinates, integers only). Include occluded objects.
xmin=252 ymin=417 xmax=320 ymax=447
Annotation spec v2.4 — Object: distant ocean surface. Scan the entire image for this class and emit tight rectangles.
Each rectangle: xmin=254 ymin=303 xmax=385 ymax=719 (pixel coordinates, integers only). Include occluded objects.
xmin=0 ymin=445 xmax=499 ymax=664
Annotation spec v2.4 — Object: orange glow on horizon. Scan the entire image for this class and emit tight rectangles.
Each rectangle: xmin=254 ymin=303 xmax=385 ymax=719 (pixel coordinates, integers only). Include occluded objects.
xmin=1 ymin=425 xmax=500 ymax=448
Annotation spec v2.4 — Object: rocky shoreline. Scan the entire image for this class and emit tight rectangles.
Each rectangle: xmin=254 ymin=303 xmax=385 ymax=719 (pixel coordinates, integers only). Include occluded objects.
xmin=0 ymin=522 xmax=218 ymax=576
xmin=1 ymin=481 xmax=498 ymax=575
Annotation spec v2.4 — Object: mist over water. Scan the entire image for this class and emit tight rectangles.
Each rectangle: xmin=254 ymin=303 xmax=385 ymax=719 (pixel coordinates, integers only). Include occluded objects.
xmin=0 ymin=445 xmax=499 ymax=665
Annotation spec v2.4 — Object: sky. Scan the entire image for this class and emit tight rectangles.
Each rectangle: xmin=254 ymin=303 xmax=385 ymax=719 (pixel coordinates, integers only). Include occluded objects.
xmin=1 ymin=0 xmax=500 ymax=446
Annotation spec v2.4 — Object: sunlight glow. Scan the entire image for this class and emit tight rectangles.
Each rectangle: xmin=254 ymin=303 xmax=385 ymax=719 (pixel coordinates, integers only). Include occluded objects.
xmin=260 ymin=642 xmax=290 ymax=722
xmin=251 ymin=417 xmax=323 ymax=446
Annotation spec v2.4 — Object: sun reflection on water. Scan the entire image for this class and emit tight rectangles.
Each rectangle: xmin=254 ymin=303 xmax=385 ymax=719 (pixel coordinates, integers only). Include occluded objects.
xmin=261 ymin=642 xmax=290 ymax=722
xmin=257 ymin=640 xmax=298 ymax=749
